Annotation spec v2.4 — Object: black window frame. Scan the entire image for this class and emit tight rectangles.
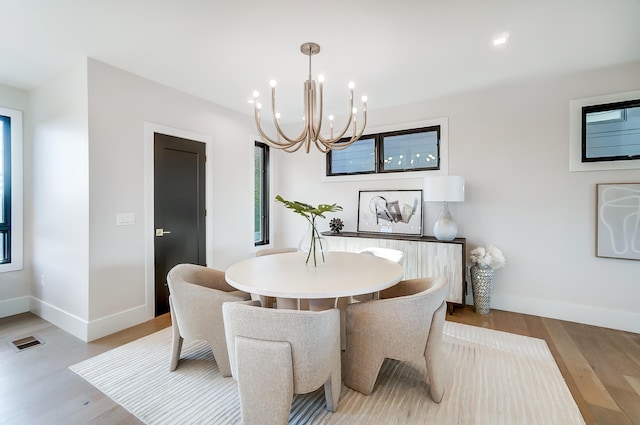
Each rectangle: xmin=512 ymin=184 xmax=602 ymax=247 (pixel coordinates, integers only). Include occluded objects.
xmin=254 ymin=141 xmax=270 ymax=246
xmin=0 ymin=114 xmax=11 ymax=264
xmin=326 ymin=125 xmax=441 ymax=176
xmin=581 ymin=98 xmax=640 ymax=163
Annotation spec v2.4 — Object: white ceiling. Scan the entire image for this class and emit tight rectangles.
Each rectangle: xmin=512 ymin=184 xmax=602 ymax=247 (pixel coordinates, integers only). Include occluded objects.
xmin=3 ymin=0 xmax=640 ymax=123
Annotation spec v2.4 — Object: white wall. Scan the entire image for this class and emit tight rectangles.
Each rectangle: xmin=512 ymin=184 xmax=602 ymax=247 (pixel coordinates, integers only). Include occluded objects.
xmin=0 ymin=83 xmax=30 ymax=318
xmin=1 ymin=58 xmax=257 ymax=340
xmin=275 ymin=61 xmax=640 ymax=334
xmin=84 ymin=59 xmax=256 ymax=340
xmin=28 ymin=58 xmax=91 ymax=338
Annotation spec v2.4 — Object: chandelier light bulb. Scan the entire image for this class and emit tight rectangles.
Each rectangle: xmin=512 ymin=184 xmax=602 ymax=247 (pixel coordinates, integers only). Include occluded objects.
xmin=328 ymin=115 xmax=334 ymax=121
xmin=256 ymin=102 xmax=262 ymax=110
xmin=269 ymin=80 xmax=277 ymax=88
xmin=318 ymin=75 xmax=325 ymax=83
xmin=352 ymin=107 xmax=358 ymax=114
xmin=253 ymin=90 xmax=260 ymax=98
xmin=361 ymin=95 xmax=368 ymax=103
xmin=348 ymin=82 xmax=355 ymax=90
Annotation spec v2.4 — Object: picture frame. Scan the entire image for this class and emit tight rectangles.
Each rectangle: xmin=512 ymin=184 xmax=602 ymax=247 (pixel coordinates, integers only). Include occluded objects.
xmin=357 ymin=190 xmax=423 ymax=235
xmin=596 ymin=182 xmax=640 ymax=261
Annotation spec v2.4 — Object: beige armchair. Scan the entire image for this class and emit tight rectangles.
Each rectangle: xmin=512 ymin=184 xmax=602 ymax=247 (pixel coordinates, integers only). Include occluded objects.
xmin=353 ymin=247 xmax=404 ymax=301
xmin=336 ymin=246 xmax=406 ymax=349
xmin=344 ymin=276 xmax=448 ymax=402
xmin=166 ymin=263 xmax=250 ymax=377
xmin=357 ymin=246 xmax=405 ymax=263
xmin=222 ymin=301 xmax=342 ymax=425
xmin=255 ymin=247 xmax=297 ymax=257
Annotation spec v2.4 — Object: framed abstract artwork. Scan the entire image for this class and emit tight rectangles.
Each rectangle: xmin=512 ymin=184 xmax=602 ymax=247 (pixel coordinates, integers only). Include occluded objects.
xmin=357 ymin=190 xmax=422 ymax=235
xmin=596 ymin=182 xmax=640 ymax=261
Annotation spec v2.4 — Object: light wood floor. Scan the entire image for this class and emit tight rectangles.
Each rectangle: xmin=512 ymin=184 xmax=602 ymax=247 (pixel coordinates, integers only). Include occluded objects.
xmin=1 ymin=306 xmax=638 ymax=425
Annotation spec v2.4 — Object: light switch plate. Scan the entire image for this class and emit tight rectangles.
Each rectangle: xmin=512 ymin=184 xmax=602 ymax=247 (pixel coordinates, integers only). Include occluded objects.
xmin=116 ymin=212 xmax=135 ymax=226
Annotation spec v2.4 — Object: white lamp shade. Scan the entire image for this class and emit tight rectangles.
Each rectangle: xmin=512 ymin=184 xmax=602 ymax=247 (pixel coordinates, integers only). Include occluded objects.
xmin=423 ymin=176 xmax=465 ymax=202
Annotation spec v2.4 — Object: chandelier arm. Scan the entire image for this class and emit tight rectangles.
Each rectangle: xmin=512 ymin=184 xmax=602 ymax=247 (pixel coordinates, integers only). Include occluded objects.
xmin=316 ymin=112 xmax=354 ymax=145
xmin=282 ymin=141 xmax=306 ymax=153
xmin=316 ymin=91 xmax=356 ymax=144
xmin=255 ymin=108 xmax=302 ymax=150
xmin=316 ymin=108 xmax=368 ymax=151
xmin=311 ymin=80 xmax=323 ymax=141
xmin=305 ymin=79 xmax=315 ymax=153
xmin=269 ymin=86 xmax=308 ymax=145
xmin=312 ymin=140 xmax=332 ymax=154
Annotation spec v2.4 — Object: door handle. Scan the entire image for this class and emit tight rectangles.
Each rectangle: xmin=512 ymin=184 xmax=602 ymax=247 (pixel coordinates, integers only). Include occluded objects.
xmin=155 ymin=228 xmax=172 ymax=237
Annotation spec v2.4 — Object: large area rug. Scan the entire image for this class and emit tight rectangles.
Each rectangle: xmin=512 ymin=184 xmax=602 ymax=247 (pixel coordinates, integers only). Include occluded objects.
xmin=70 ymin=322 xmax=585 ymax=424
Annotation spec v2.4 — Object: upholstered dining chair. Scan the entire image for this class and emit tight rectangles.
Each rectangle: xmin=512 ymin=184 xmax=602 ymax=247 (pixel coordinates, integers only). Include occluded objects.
xmin=222 ymin=300 xmax=342 ymax=425
xmin=166 ymin=263 xmax=251 ymax=377
xmin=353 ymin=247 xmax=404 ymax=301
xmin=344 ymin=276 xmax=449 ymax=402
xmin=255 ymin=247 xmax=297 ymax=257
xmin=357 ymin=246 xmax=405 ymax=263
xmin=335 ymin=246 xmax=406 ymax=349
xmin=255 ymin=247 xmax=297 ymax=308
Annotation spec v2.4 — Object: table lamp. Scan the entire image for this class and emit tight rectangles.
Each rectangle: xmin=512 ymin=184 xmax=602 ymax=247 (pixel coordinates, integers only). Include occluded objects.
xmin=423 ymin=176 xmax=465 ymax=240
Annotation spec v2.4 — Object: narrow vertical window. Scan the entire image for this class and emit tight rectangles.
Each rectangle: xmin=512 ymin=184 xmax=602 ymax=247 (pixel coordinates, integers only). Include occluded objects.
xmin=254 ymin=141 xmax=270 ymax=246
xmin=0 ymin=106 xmax=22 ymax=272
xmin=0 ymin=114 xmax=11 ymax=263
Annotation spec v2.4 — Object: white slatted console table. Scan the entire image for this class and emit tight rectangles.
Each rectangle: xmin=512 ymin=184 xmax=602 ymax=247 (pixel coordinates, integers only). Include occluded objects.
xmin=322 ymin=231 xmax=467 ymax=312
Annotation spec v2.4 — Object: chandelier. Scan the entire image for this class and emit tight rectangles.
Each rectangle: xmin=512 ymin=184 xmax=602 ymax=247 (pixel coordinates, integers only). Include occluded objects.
xmin=251 ymin=42 xmax=368 ymax=154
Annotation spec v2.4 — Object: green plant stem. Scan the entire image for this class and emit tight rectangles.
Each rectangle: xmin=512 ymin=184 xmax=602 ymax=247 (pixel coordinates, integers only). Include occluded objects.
xmin=306 ymin=216 xmax=325 ymax=266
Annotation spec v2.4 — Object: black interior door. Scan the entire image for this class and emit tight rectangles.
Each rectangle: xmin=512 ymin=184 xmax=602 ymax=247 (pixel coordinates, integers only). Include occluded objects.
xmin=154 ymin=133 xmax=206 ymax=316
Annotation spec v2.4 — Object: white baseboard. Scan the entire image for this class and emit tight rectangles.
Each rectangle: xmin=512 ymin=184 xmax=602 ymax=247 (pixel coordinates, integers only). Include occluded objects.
xmin=466 ymin=293 xmax=640 ymax=334
xmin=30 ymin=297 xmax=88 ymax=341
xmin=29 ymin=297 xmax=149 ymax=342
xmin=86 ymin=305 xmax=147 ymax=342
xmin=0 ymin=296 xmax=30 ymax=318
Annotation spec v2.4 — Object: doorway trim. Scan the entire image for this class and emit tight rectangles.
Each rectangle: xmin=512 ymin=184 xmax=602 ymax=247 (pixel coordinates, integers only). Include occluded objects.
xmin=144 ymin=122 xmax=213 ymax=320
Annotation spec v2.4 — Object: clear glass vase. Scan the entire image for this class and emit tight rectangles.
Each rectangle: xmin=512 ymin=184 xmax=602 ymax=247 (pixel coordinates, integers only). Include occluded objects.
xmin=298 ymin=222 xmax=327 ymax=266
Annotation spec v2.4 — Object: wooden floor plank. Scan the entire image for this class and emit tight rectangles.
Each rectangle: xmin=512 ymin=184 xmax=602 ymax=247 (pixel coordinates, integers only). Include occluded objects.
xmin=588 ymin=405 xmax=634 ymax=425
xmin=564 ymin=321 xmax=640 ymax=424
xmin=542 ymin=318 xmax=620 ymax=411
xmin=626 ymin=375 xmax=640 ymax=398
xmin=521 ymin=314 xmax=597 ymax=425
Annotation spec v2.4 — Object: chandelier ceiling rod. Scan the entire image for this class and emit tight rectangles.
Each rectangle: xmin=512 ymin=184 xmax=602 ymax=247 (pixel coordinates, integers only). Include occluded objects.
xmin=252 ymin=42 xmax=368 ymax=154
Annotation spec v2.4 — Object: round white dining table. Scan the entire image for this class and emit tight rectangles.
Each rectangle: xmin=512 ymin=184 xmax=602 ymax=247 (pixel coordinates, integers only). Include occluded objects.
xmin=225 ymin=251 xmax=403 ymax=310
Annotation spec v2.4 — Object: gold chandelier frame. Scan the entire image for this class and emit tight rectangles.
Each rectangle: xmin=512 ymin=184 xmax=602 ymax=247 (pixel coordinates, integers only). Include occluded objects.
xmin=252 ymin=42 xmax=368 ymax=153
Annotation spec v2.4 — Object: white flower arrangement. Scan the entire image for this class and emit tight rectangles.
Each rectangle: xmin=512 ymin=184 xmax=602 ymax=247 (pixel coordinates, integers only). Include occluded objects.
xmin=469 ymin=245 xmax=506 ymax=270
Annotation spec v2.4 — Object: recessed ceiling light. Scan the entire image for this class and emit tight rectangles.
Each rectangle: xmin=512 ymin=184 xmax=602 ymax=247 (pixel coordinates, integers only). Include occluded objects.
xmin=493 ymin=33 xmax=510 ymax=46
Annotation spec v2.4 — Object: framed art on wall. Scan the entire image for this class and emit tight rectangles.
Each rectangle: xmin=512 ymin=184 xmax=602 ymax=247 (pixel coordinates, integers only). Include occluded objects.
xmin=596 ymin=182 xmax=640 ymax=261
xmin=357 ymin=190 xmax=422 ymax=235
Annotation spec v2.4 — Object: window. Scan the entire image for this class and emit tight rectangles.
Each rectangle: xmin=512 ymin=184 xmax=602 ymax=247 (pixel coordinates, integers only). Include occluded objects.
xmin=582 ymin=99 xmax=640 ymax=162
xmin=570 ymin=89 xmax=640 ymax=172
xmin=0 ymin=106 xmax=22 ymax=272
xmin=326 ymin=126 xmax=440 ymax=176
xmin=0 ymin=114 xmax=9 ymax=263
xmin=254 ymin=141 xmax=269 ymax=246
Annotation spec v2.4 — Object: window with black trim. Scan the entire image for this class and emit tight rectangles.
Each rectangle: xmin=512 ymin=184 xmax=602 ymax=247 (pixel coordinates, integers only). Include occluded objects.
xmin=0 ymin=114 xmax=11 ymax=263
xmin=254 ymin=141 xmax=269 ymax=246
xmin=582 ymin=99 xmax=640 ymax=162
xmin=326 ymin=126 xmax=440 ymax=176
